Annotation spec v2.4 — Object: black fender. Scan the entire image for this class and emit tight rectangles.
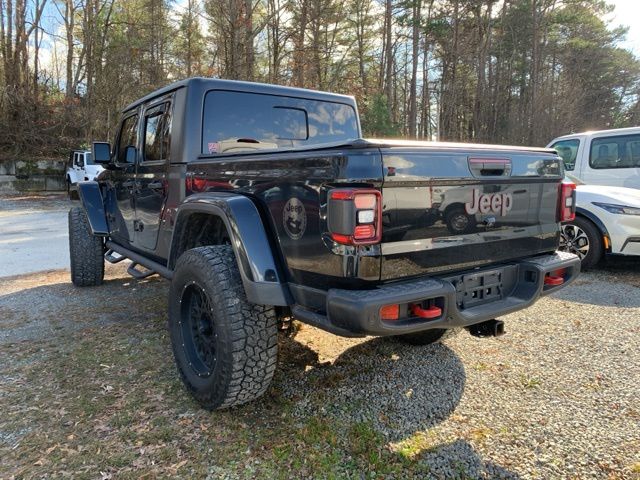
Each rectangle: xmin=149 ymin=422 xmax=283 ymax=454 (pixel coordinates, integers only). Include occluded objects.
xmin=168 ymin=193 xmax=292 ymax=307
xmin=574 ymin=207 xmax=611 ymax=252
xmin=78 ymin=181 xmax=109 ymax=235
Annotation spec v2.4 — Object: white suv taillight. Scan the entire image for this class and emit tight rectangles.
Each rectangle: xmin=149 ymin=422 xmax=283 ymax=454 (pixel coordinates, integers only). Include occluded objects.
xmin=327 ymin=189 xmax=382 ymax=245
xmin=558 ymin=182 xmax=576 ymax=222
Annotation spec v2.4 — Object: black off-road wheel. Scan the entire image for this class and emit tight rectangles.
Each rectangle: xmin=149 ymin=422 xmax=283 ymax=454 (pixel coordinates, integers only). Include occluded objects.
xmin=168 ymin=246 xmax=278 ymax=410
xmin=394 ymin=328 xmax=448 ymax=346
xmin=68 ymin=207 xmax=105 ymax=286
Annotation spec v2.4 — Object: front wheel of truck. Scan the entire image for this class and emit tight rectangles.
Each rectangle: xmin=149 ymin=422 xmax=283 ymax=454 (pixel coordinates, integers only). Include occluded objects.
xmin=393 ymin=329 xmax=447 ymax=346
xmin=168 ymin=245 xmax=278 ymax=410
xmin=68 ymin=207 xmax=105 ymax=286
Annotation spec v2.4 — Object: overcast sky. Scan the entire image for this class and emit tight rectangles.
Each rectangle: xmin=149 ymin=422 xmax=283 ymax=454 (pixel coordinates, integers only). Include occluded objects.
xmin=609 ymin=0 xmax=640 ymax=55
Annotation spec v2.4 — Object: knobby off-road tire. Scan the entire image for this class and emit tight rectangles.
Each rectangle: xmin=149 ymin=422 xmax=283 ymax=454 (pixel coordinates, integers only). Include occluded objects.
xmin=68 ymin=207 xmax=105 ymax=286
xmin=168 ymin=246 xmax=278 ymax=410
xmin=394 ymin=328 xmax=448 ymax=346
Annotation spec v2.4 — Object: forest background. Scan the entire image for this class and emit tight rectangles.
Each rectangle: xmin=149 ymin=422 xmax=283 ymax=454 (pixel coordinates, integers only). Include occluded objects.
xmin=1 ymin=0 xmax=639 ymax=159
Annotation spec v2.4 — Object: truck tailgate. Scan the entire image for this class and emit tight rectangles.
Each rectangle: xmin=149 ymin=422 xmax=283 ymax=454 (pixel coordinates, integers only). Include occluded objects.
xmin=380 ymin=144 xmax=563 ymax=280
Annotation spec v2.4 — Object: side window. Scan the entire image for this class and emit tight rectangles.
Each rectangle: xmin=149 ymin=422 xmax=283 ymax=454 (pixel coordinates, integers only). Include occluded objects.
xmin=143 ymin=104 xmax=171 ymax=161
xmin=117 ymin=114 xmax=139 ymax=164
xmin=590 ymin=134 xmax=640 ymax=169
xmin=551 ymin=139 xmax=580 ymax=171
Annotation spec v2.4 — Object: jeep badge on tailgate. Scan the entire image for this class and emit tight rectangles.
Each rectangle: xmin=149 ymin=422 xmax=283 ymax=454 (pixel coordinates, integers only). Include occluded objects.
xmin=465 ymin=188 xmax=513 ymax=216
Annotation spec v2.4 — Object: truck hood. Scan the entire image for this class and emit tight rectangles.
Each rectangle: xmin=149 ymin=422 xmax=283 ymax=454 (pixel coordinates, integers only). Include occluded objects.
xmin=84 ymin=165 xmax=105 ymax=179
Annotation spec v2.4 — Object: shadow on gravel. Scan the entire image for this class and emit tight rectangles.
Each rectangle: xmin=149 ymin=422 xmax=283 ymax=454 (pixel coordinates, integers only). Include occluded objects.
xmin=279 ymin=334 xmax=466 ymax=439
xmin=276 ymin=335 xmax=521 ymax=477
xmin=416 ymin=439 xmax=521 ymax=479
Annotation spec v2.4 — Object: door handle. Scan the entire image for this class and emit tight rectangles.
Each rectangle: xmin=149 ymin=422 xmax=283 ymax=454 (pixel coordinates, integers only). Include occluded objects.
xmin=468 ymin=157 xmax=512 ymax=177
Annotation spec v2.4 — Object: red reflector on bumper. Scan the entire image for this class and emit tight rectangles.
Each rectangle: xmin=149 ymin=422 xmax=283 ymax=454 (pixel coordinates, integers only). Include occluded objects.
xmin=380 ymin=304 xmax=400 ymax=321
xmin=410 ymin=303 xmax=442 ymax=319
xmin=544 ymin=275 xmax=564 ymax=286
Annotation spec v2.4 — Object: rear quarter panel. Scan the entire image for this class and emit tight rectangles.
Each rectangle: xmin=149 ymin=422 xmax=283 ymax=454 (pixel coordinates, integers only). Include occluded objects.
xmin=186 ymin=149 xmax=384 ymax=289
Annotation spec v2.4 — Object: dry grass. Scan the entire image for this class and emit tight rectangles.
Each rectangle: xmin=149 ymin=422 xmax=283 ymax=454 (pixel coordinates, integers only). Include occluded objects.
xmin=2 ymin=262 xmax=640 ymax=479
xmin=0 ymin=268 xmax=420 ymax=479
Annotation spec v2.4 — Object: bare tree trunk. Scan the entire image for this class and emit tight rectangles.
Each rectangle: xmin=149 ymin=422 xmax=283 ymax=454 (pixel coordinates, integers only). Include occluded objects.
xmin=408 ymin=0 xmax=421 ymax=138
xmin=383 ymin=0 xmax=393 ymax=105
xmin=292 ymin=0 xmax=308 ymax=87
xmin=64 ymin=0 xmax=76 ymax=97
xmin=528 ymin=0 xmax=538 ymax=145
xmin=244 ymin=0 xmax=254 ymax=80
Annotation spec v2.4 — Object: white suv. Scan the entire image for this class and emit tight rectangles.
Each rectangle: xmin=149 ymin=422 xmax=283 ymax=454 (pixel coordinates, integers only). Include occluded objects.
xmin=547 ymin=127 xmax=640 ymax=189
xmin=66 ymin=150 xmax=104 ymax=199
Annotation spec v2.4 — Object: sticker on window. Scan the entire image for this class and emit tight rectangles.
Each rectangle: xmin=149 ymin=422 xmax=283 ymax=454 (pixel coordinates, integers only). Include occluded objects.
xmin=208 ymin=142 xmax=218 ymax=154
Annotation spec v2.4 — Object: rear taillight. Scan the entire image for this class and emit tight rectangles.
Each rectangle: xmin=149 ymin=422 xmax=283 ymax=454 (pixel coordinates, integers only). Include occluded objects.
xmin=558 ymin=182 xmax=576 ymax=222
xmin=327 ymin=188 xmax=382 ymax=245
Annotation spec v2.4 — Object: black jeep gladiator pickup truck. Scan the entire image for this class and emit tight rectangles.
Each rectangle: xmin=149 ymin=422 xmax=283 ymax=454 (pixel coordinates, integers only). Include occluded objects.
xmin=70 ymin=77 xmax=580 ymax=409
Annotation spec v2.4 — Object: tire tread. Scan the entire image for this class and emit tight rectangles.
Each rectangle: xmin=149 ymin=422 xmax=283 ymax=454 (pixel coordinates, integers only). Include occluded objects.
xmin=169 ymin=246 xmax=277 ymax=410
xmin=68 ymin=207 xmax=104 ymax=286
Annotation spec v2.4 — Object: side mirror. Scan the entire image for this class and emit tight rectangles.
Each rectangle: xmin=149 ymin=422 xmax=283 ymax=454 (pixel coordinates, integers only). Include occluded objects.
xmin=93 ymin=142 xmax=112 ymax=164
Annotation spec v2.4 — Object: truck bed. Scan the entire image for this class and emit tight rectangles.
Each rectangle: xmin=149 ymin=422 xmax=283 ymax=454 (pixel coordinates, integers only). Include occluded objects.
xmin=186 ymin=138 xmax=564 ymax=289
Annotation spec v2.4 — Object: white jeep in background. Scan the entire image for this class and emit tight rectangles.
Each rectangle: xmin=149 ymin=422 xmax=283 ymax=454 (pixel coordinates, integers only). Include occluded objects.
xmin=66 ymin=150 xmax=104 ymax=199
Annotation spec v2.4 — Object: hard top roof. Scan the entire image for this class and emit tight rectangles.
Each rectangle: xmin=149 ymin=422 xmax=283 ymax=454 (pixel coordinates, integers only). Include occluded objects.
xmin=123 ymin=77 xmax=357 ymax=112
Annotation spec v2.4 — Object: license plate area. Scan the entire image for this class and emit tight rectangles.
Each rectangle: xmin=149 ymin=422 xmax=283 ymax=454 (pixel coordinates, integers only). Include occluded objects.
xmin=443 ymin=265 xmax=519 ymax=310
xmin=459 ymin=269 xmax=503 ymax=308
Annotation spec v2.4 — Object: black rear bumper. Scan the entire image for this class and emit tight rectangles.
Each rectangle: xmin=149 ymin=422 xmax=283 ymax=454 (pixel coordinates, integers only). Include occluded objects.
xmin=291 ymin=251 xmax=580 ymax=337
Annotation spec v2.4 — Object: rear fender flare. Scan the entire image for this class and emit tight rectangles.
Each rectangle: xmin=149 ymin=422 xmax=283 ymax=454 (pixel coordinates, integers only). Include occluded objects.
xmin=169 ymin=193 xmax=292 ymax=306
xmin=78 ymin=181 xmax=109 ymax=235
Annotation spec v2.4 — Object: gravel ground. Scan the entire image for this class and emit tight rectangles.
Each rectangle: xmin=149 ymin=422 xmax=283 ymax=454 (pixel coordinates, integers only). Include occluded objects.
xmin=0 ymin=194 xmax=73 ymax=277
xmin=1 ymin=193 xmax=638 ymax=478
xmin=1 ymin=258 xmax=639 ymax=478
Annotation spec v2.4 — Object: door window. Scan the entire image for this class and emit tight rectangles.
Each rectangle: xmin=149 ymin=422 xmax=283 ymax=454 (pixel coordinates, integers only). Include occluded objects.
xmin=589 ymin=134 xmax=640 ymax=169
xmin=117 ymin=114 xmax=139 ymax=164
xmin=143 ymin=104 xmax=171 ymax=162
xmin=551 ymin=139 xmax=580 ymax=171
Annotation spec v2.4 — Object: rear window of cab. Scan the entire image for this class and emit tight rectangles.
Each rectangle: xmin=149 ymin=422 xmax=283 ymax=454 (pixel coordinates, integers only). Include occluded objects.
xmin=201 ymin=90 xmax=359 ymax=155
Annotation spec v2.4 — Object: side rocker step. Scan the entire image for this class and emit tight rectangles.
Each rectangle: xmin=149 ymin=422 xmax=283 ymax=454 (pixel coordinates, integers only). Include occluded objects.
xmin=127 ymin=262 xmax=157 ymax=279
xmin=104 ymin=249 xmax=126 ymax=264
xmin=104 ymin=240 xmax=173 ymax=280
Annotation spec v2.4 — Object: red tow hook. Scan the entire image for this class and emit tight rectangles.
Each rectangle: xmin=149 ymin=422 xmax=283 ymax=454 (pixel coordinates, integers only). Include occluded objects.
xmin=544 ymin=274 xmax=564 ymax=286
xmin=410 ymin=303 xmax=442 ymax=319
